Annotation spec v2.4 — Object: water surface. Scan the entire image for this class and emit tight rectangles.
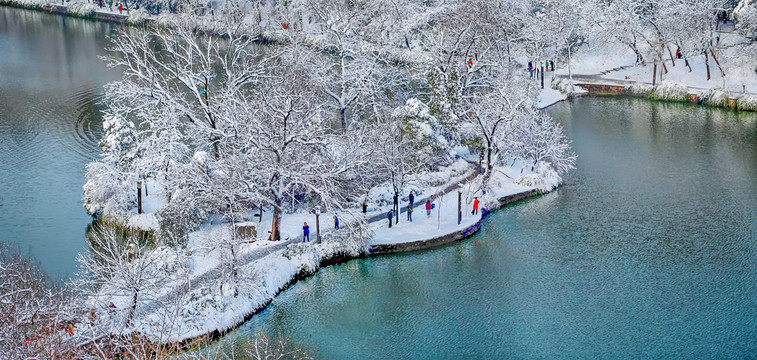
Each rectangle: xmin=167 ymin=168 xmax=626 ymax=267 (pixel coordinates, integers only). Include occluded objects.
xmin=0 ymin=7 xmax=119 ymax=279
xmin=226 ymin=98 xmax=757 ymax=359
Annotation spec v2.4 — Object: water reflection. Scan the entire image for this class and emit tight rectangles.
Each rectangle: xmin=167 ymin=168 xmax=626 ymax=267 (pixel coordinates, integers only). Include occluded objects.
xmin=0 ymin=7 xmax=120 ymax=279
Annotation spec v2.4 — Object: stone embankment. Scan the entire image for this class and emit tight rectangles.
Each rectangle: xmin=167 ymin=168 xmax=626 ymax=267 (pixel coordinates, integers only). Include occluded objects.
xmin=558 ymin=74 xmax=757 ymax=111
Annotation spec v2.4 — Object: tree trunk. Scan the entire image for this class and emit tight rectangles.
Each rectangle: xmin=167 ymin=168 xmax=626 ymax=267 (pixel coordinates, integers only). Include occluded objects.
xmin=340 ymin=107 xmax=347 ymax=132
xmin=667 ymin=46 xmax=675 ymax=67
xmin=486 ymin=146 xmax=493 ymax=172
xmin=710 ymin=49 xmax=725 ymax=77
xmin=628 ymin=42 xmax=644 ymax=64
xmin=684 ymin=57 xmax=692 ymax=72
xmin=270 ymin=197 xmax=281 ymax=241
xmin=393 ymin=191 xmax=399 ymax=225
xmin=705 ymin=51 xmax=711 ymax=81
xmin=652 ymin=61 xmax=657 ymax=85
xmin=128 ymin=290 xmax=138 ymax=324
xmin=231 ymin=247 xmax=237 ymax=279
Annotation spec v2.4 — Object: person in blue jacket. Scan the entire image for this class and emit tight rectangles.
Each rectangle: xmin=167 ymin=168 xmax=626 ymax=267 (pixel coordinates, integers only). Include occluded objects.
xmin=303 ymin=222 xmax=310 ymax=242
xmin=387 ymin=209 xmax=393 ymax=228
xmin=334 ymin=214 xmax=340 ymax=229
xmin=409 ymin=191 xmax=415 ymax=208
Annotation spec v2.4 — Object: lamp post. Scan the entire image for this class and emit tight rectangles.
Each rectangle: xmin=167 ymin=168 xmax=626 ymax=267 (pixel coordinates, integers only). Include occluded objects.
xmin=457 ymin=188 xmax=462 ymax=225
xmin=137 ymin=181 xmax=143 ymax=214
xmin=313 ymin=206 xmax=321 ymax=243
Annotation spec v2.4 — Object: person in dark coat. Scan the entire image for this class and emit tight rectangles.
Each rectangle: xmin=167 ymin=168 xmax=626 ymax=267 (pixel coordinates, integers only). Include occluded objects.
xmin=334 ymin=214 xmax=339 ymax=229
xmin=362 ymin=200 xmax=368 ymax=213
xmin=409 ymin=191 xmax=415 ymax=208
xmin=303 ymin=222 xmax=310 ymax=242
xmin=387 ymin=210 xmax=393 ymax=228
xmin=550 ymin=60 xmax=554 ymax=71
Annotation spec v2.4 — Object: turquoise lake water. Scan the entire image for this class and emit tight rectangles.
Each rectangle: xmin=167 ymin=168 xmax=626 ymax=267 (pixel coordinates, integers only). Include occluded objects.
xmin=223 ymin=98 xmax=757 ymax=359
xmin=0 ymin=7 xmax=118 ymax=279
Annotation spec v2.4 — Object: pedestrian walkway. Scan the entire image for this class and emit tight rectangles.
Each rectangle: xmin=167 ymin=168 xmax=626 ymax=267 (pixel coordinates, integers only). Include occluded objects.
xmin=369 ymin=165 xmax=533 ymax=248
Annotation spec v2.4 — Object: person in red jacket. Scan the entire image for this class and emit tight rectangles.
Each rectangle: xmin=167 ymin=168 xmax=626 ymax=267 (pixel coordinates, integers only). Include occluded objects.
xmin=425 ymin=199 xmax=432 ymax=217
xmin=118 ymin=4 xmax=123 ymax=13
xmin=472 ymin=197 xmax=480 ymax=215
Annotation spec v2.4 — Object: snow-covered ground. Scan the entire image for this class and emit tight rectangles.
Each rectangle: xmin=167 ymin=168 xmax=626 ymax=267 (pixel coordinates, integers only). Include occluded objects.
xmin=370 ymin=165 xmax=531 ymax=245
xmin=82 ymin=159 xmax=551 ymax=343
xmin=552 ymin=25 xmax=757 ymax=97
xmin=536 ymin=71 xmax=569 ymax=109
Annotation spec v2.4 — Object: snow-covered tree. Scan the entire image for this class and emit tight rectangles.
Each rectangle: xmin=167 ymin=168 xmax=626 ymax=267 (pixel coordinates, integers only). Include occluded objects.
xmin=372 ymin=106 xmax=437 ymax=224
xmin=461 ymin=75 xmax=536 ymax=173
xmin=522 ymin=0 xmax=597 ymax=88
xmin=735 ymin=0 xmax=757 ymax=37
xmin=214 ymin=44 xmax=376 ymax=240
xmin=83 ymin=114 xmax=139 ymax=217
xmin=0 ymin=244 xmax=84 ymax=359
xmin=77 ymin=225 xmax=170 ymax=325
xmin=100 ymin=19 xmax=266 ymax=164
xmin=506 ymin=111 xmax=577 ymax=176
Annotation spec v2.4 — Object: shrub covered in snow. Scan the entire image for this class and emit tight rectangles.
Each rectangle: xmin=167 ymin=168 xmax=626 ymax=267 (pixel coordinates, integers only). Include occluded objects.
xmin=648 ymin=80 xmax=688 ymax=101
xmin=83 ymin=160 xmax=135 ymax=217
xmin=66 ymin=2 xmax=97 ymax=17
xmin=393 ymin=98 xmax=455 ymax=166
xmin=625 ymin=82 xmax=653 ymax=96
xmin=700 ymin=88 xmax=730 ymax=107
xmin=515 ymin=163 xmax=561 ymax=192
xmin=126 ymin=9 xmax=151 ymax=25
xmin=553 ymin=78 xmax=578 ymax=96
xmin=737 ymin=94 xmax=757 ymax=111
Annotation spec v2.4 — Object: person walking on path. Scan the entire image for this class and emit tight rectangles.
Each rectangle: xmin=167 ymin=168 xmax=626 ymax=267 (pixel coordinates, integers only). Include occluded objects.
xmin=409 ymin=191 xmax=415 ymax=208
xmin=387 ymin=210 xmax=393 ymax=228
xmin=550 ymin=60 xmax=554 ymax=72
xmin=303 ymin=222 xmax=310 ymax=242
xmin=425 ymin=199 xmax=432 ymax=217
xmin=362 ymin=200 xmax=367 ymax=213
xmin=118 ymin=4 xmax=123 ymax=13
xmin=472 ymin=197 xmax=480 ymax=215
xmin=407 ymin=202 xmax=413 ymax=222
xmin=334 ymin=214 xmax=339 ymax=229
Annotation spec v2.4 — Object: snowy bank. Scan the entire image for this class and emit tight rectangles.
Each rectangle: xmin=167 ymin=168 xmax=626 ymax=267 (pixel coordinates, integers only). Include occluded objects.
xmin=80 ymin=162 xmax=559 ymax=346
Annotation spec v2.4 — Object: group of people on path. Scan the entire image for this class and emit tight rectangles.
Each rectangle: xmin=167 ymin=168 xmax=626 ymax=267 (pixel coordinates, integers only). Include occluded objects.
xmin=386 ymin=191 xmax=479 ymax=228
xmin=528 ymin=60 xmax=555 ymax=78
xmin=387 ymin=191 xmax=422 ymax=227
xmin=302 ymin=214 xmax=339 ymax=242
xmin=300 ymin=190 xmax=481 ymax=241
